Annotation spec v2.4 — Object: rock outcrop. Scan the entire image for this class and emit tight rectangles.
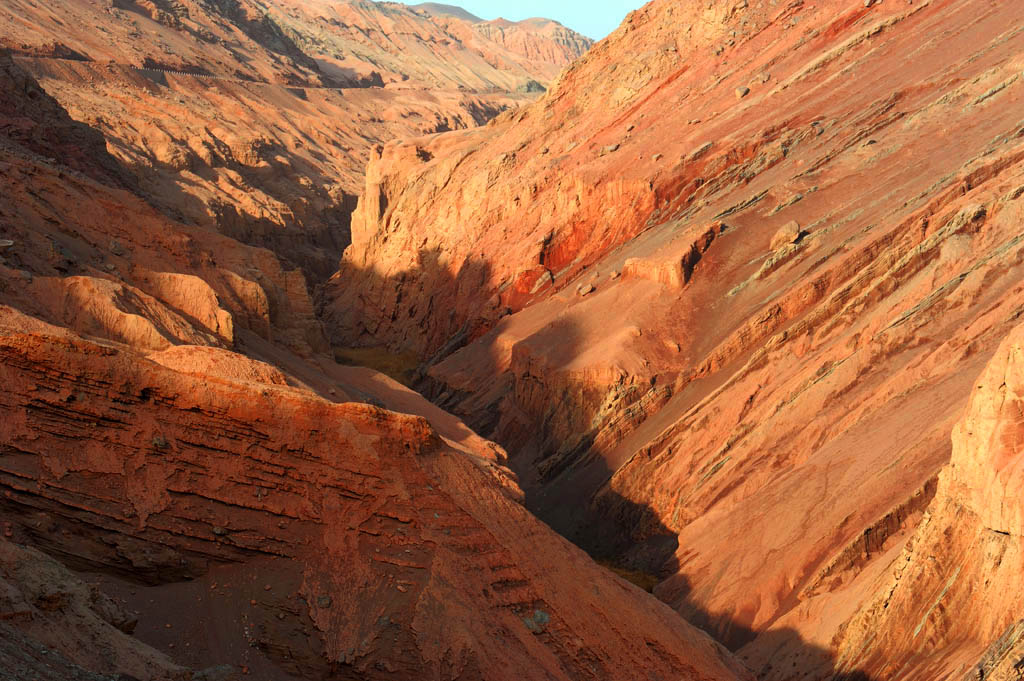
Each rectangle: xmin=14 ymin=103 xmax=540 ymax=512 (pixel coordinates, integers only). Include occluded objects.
xmin=822 ymin=323 xmax=1024 ymax=681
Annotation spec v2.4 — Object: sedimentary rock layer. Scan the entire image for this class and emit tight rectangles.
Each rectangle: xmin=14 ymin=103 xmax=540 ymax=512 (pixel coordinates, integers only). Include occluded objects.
xmin=0 ymin=323 xmax=749 ymax=681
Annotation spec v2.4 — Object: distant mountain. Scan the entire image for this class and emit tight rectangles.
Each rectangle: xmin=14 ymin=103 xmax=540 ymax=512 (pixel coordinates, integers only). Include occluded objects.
xmin=0 ymin=0 xmax=593 ymax=91
xmin=279 ymin=0 xmax=594 ymax=91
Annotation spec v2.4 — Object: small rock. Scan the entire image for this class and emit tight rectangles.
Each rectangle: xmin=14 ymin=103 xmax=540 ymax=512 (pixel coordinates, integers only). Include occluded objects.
xmin=609 ymin=270 xmax=621 ymax=280
xmin=760 ymin=72 xmax=771 ymax=83
xmin=540 ymin=146 xmax=549 ymax=154
xmin=316 ymin=595 xmax=332 ymax=608
xmin=626 ymin=124 xmax=635 ymax=132
xmin=578 ymin=283 xmax=595 ymax=297
xmin=263 ymin=584 xmax=272 ymax=591
xmin=109 ymin=239 xmax=127 ymax=256
xmin=523 ymin=609 xmax=550 ymax=634
xmin=600 ymin=144 xmax=620 ymax=156
xmin=864 ymin=0 xmax=875 ymax=6
xmin=770 ymin=220 xmax=805 ymax=250
xmin=212 ymin=526 xmax=228 ymax=536
xmin=735 ymin=86 xmax=750 ymax=99
xmin=690 ymin=142 xmax=714 ymax=161
xmin=249 ymin=599 xmax=256 ymax=606
xmin=652 ymin=153 xmax=663 ymax=161
xmin=0 ymin=239 xmax=13 ymax=250
xmin=103 ymin=263 xmax=117 ymax=272
xmin=664 ymin=339 xmax=681 ymax=353
xmin=18 ymin=270 xmax=32 ymax=281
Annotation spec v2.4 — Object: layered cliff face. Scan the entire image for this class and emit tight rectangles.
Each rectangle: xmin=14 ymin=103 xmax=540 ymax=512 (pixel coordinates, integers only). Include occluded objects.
xmin=826 ymin=324 xmax=1024 ymax=681
xmin=0 ymin=323 xmax=750 ymax=681
xmin=272 ymin=0 xmax=593 ymax=91
xmin=0 ymin=0 xmax=590 ymax=90
xmin=19 ymin=55 xmax=512 ymax=281
xmin=326 ymin=0 xmax=1024 ymax=678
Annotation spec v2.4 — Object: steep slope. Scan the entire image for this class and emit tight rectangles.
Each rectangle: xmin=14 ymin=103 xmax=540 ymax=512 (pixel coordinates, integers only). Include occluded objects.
xmin=325 ymin=0 xmax=1024 ymax=677
xmin=0 ymin=42 xmax=748 ymax=681
xmin=19 ymin=55 xmax=511 ymax=281
xmin=0 ymin=0 xmax=329 ymax=85
xmin=0 ymin=323 xmax=750 ymax=681
xmin=0 ymin=0 xmax=590 ymax=91
xmin=821 ymin=323 xmax=1024 ymax=681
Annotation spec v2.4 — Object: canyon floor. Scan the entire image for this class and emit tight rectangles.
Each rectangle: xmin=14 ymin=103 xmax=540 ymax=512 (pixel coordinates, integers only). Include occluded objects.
xmin=3 ymin=0 xmax=1024 ymax=680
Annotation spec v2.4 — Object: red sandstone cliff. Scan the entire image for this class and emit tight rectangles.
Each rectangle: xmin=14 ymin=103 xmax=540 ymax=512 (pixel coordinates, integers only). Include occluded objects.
xmin=0 ymin=322 xmax=750 ymax=681
xmin=823 ymin=323 xmax=1024 ymax=680
xmin=325 ymin=0 xmax=1024 ymax=678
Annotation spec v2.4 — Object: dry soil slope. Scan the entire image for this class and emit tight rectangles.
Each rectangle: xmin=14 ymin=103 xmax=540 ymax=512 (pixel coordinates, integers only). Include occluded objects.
xmin=326 ymin=0 xmax=1024 ymax=678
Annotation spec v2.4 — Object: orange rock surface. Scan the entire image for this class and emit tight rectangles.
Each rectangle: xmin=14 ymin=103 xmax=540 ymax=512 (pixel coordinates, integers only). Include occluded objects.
xmin=0 ymin=0 xmax=588 ymax=283
xmin=0 ymin=315 xmax=751 ymax=681
xmin=325 ymin=0 xmax=1024 ymax=678
xmin=821 ymin=323 xmax=1024 ymax=681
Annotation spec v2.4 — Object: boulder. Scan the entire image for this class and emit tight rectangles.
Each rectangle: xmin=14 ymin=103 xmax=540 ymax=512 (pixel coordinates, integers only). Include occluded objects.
xmin=770 ymin=220 xmax=804 ymax=250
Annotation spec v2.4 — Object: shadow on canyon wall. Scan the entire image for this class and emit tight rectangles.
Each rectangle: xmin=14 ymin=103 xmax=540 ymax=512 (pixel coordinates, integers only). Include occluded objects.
xmin=108 ymin=117 xmax=357 ymax=285
xmin=373 ymin=263 xmax=884 ymax=681
xmin=539 ymin=431 xmax=880 ymax=681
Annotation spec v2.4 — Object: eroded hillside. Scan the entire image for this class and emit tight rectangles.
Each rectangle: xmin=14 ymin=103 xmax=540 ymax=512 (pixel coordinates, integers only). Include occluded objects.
xmin=325 ymin=0 xmax=1024 ymax=678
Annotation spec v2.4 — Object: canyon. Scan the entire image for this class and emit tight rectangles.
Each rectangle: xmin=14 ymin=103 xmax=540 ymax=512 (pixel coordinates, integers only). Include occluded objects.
xmin=3 ymin=0 xmax=1024 ymax=680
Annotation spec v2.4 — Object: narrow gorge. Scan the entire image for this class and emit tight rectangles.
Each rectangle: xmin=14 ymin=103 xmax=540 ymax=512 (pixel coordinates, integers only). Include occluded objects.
xmin=2 ymin=1 xmax=1024 ymax=680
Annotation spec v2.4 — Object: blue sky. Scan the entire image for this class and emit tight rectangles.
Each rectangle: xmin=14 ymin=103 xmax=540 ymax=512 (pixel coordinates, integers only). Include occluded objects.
xmin=454 ymin=1 xmax=646 ymax=40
